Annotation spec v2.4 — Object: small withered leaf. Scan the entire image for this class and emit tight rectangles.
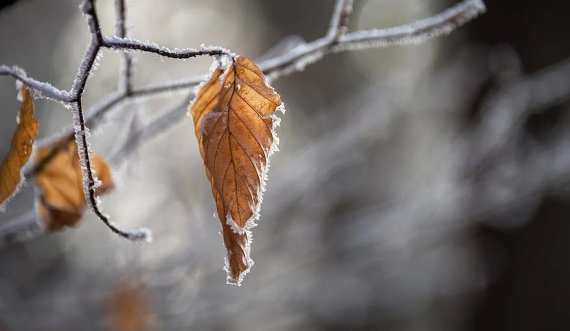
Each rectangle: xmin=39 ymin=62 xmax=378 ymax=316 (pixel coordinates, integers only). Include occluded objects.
xmin=188 ymin=56 xmax=284 ymax=285
xmin=107 ymin=280 xmax=156 ymax=331
xmin=0 ymin=86 xmax=39 ymax=207
xmin=35 ymin=141 xmax=114 ymax=231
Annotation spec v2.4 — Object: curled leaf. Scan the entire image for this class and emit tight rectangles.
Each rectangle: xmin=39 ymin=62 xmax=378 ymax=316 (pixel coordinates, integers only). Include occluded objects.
xmin=35 ymin=141 xmax=114 ymax=231
xmin=0 ymin=86 xmax=39 ymax=207
xmin=189 ymin=56 xmax=284 ymax=285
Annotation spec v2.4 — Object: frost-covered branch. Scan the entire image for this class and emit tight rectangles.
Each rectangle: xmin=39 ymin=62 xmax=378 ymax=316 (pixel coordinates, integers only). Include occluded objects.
xmin=327 ymin=0 xmax=354 ymax=42
xmin=0 ymin=2 xmax=229 ymax=104
xmin=3 ymin=0 xmax=487 ymax=148
xmin=0 ymin=0 xmax=486 ymax=243
xmin=0 ymin=65 xmax=71 ymax=101
xmin=1 ymin=0 xmax=486 ymax=105
xmin=41 ymin=0 xmax=487 ymax=151
xmin=73 ymin=98 xmax=150 ymax=241
xmin=115 ymin=0 xmax=133 ymax=94
xmin=260 ymin=0 xmax=486 ymax=79
xmin=81 ymin=0 xmax=103 ymax=42
xmin=103 ymin=37 xmax=231 ymax=60
xmin=333 ymin=0 xmax=486 ymax=51
xmin=109 ymin=96 xmax=192 ymax=166
xmin=64 ymin=0 xmax=151 ymax=241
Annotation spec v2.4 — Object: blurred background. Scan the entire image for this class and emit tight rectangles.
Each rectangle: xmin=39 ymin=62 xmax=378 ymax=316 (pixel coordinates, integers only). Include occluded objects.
xmin=0 ymin=0 xmax=569 ymax=330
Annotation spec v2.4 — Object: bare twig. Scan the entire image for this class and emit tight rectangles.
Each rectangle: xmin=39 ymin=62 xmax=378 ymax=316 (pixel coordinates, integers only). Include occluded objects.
xmin=0 ymin=0 xmax=486 ymax=243
xmin=73 ymin=99 xmax=150 ymax=241
xmin=103 ymin=37 xmax=230 ymax=59
xmin=63 ymin=0 xmax=150 ymax=241
xmin=327 ymin=0 xmax=354 ymax=41
xmin=115 ymin=0 xmax=133 ymax=94
xmin=0 ymin=65 xmax=70 ymax=101
xmin=109 ymin=96 xmax=193 ymax=166
xmin=260 ymin=0 xmax=486 ymax=79
xmin=332 ymin=0 xmax=486 ymax=51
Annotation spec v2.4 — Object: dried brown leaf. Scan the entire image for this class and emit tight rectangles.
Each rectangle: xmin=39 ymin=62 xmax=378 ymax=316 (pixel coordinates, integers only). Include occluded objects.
xmin=35 ymin=141 xmax=114 ymax=231
xmin=0 ymin=86 xmax=39 ymax=207
xmin=188 ymin=56 xmax=284 ymax=285
xmin=107 ymin=280 xmax=156 ymax=331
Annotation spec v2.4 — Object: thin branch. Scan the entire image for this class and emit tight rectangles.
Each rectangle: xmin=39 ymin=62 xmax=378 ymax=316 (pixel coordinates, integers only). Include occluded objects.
xmin=260 ymin=0 xmax=486 ymax=79
xmin=80 ymin=0 xmax=103 ymax=43
xmin=0 ymin=0 xmax=485 ymax=103
xmin=327 ymin=0 xmax=354 ymax=42
xmin=67 ymin=0 xmax=150 ymax=241
xmin=73 ymin=99 xmax=150 ymax=241
xmin=114 ymin=0 xmax=127 ymax=39
xmin=333 ymin=0 xmax=486 ymax=51
xmin=0 ymin=2 xmax=230 ymax=103
xmin=102 ymin=36 xmax=231 ymax=59
xmin=70 ymin=38 xmax=101 ymax=100
xmin=0 ymin=65 xmax=71 ymax=101
xmin=115 ymin=0 xmax=133 ymax=94
xmin=129 ymin=78 xmax=202 ymax=97
xmin=113 ymin=0 xmax=482 ymax=90
xmin=109 ymin=95 xmax=193 ymax=165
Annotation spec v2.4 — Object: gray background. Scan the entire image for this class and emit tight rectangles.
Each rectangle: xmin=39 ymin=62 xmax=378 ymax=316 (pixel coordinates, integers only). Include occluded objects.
xmin=0 ymin=0 xmax=569 ymax=330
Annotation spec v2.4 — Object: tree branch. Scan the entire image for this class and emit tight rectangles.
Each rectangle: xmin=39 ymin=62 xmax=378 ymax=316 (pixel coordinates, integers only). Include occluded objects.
xmin=114 ymin=0 xmax=133 ymax=94
xmin=73 ymin=99 xmax=151 ymax=241
xmin=260 ymin=0 xmax=486 ymax=79
xmin=35 ymin=0 xmax=487 ymax=153
xmin=68 ymin=0 xmax=149 ymax=241
xmin=109 ymin=95 xmax=192 ymax=166
xmin=0 ymin=0 xmax=487 ymax=243
xmin=327 ymin=0 xmax=354 ymax=42
xmin=333 ymin=0 xmax=486 ymax=51
xmin=0 ymin=65 xmax=71 ymax=101
xmin=80 ymin=0 xmax=103 ymax=42
xmin=102 ymin=37 xmax=231 ymax=59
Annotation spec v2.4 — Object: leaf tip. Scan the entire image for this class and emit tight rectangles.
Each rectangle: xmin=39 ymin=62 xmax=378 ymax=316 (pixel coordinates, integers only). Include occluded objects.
xmin=224 ymin=255 xmax=254 ymax=287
